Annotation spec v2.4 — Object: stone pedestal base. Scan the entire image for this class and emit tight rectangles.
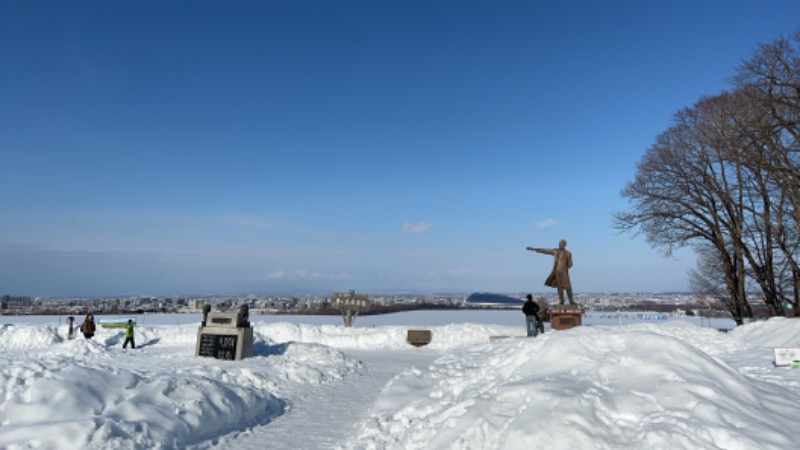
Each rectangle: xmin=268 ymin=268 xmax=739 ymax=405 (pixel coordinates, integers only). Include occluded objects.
xmin=550 ymin=306 xmax=585 ymax=331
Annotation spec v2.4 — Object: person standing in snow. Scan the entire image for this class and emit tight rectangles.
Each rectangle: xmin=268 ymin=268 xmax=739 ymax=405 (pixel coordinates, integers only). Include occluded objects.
xmin=522 ymin=294 xmax=540 ymax=337
xmin=123 ymin=319 xmax=136 ymax=349
xmin=80 ymin=313 xmax=96 ymax=339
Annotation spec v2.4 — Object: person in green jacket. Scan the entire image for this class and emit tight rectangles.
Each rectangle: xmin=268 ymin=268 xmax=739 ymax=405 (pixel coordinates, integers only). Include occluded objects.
xmin=123 ymin=319 xmax=136 ymax=349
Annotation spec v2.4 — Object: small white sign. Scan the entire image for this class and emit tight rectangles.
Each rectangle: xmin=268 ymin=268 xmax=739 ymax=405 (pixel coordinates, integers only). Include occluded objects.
xmin=773 ymin=347 xmax=800 ymax=367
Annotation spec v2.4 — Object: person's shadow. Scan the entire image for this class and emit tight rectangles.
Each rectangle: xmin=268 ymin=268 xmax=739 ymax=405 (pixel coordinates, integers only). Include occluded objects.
xmin=104 ymin=333 xmax=124 ymax=347
xmin=136 ymin=338 xmax=161 ymax=348
xmin=103 ymin=333 xmax=160 ymax=349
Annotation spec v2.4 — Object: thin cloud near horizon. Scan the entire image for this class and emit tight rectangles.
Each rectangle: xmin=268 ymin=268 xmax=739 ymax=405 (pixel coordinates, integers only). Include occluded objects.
xmin=267 ymin=269 xmax=351 ymax=280
xmin=402 ymin=221 xmax=434 ymax=235
xmin=535 ymin=219 xmax=558 ymax=230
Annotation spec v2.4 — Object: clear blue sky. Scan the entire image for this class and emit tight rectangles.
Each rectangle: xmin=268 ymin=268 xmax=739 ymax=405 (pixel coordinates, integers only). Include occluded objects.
xmin=2 ymin=1 xmax=799 ymax=297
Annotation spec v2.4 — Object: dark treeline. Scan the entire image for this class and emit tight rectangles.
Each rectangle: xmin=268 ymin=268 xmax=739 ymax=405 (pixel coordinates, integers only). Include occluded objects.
xmin=272 ymin=303 xmax=466 ymax=317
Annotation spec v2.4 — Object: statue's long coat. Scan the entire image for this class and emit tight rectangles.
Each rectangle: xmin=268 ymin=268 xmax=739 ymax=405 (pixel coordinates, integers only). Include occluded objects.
xmin=543 ymin=248 xmax=572 ymax=290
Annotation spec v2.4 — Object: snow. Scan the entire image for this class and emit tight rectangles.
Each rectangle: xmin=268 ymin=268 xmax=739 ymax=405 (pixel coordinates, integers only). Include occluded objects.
xmin=1 ymin=312 xmax=799 ymax=449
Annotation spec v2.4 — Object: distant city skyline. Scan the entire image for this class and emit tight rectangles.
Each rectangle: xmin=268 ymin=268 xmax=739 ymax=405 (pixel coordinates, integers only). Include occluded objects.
xmin=2 ymin=1 xmax=800 ymax=297
xmin=2 ymin=287 xmax=703 ymax=301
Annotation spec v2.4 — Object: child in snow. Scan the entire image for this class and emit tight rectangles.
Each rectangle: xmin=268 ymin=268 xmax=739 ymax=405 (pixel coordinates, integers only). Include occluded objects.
xmin=123 ymin=319 xmax=136 ymax=349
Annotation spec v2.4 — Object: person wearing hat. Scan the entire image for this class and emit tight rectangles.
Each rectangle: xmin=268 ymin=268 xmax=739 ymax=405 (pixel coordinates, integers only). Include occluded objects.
xmin=522 ymin=294 xmax=541 ymax=337
xmin=123 ymin=319 xmax=136 ymax=349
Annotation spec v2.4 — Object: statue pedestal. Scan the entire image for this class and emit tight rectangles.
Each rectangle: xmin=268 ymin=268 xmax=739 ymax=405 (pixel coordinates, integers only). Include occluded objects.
xmin=550 ymin=305 xmax=585 ymax=330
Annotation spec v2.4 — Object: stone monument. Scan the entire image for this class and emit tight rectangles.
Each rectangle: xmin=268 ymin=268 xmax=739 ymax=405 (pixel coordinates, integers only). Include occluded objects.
xmin=195 ymin=304 xmax=253 ymax=360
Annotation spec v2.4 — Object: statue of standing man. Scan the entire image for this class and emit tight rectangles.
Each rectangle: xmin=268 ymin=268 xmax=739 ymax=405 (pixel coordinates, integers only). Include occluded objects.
xmin=527 ymin=239 xmax=575 ymax=305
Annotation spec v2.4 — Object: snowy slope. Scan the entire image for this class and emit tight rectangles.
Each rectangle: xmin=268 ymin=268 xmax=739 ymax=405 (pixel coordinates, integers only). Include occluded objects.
xmin=0 ymin=315 xmax=798 ymax=449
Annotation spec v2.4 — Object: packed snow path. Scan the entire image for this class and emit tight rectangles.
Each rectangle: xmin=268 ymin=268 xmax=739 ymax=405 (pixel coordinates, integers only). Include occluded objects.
xmin=202 ymin=350 xmax=439 ymax=450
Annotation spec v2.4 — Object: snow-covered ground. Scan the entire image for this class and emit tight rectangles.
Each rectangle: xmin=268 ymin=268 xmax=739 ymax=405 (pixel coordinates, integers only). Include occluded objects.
xmin=1 ymin=311 xmax=798 ymax=449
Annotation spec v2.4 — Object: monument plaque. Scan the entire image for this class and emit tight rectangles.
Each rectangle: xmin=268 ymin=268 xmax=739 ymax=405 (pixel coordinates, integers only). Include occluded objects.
xmin=198 ymin=333 xmax=239 ymax=360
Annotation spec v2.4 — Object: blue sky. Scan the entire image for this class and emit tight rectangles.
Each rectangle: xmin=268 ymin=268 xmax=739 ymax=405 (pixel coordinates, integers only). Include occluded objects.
xmin=2 ymin=1 xmax=799 ymax=297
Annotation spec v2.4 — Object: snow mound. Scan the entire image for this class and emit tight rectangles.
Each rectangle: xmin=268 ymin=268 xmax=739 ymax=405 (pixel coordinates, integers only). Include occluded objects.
xmin=0 ymin=324 xmax=64 ymax=350
xmin=351 ymin=323 xmax=800 ymax=450
xmin=0 ymin=323 xmax=362 ymax=449
xmin=729 ymin=317 xmax=800 ymax=348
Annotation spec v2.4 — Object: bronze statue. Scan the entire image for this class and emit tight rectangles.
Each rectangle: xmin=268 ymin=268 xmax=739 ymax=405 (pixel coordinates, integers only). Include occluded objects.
xmin=527 ymin=239 xmax=575 ymax=305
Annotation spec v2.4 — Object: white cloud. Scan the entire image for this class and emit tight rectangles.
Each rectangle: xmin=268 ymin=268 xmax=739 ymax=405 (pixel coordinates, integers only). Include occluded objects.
xmin=402 ymin=221 xmax=434 ymax=235
xmin=535 ymin=219 xmax=558 ymax=230
xmin=267 ymin=270 xmax=285 ymax=279
xmin=266 ymin=268 xmax=353 ymax=281
xmin=291 ymin=269 xmax=352 ymax=280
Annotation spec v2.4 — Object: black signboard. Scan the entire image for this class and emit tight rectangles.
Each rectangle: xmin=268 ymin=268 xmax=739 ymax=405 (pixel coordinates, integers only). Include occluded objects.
xmin=198 ymin=333 xmax=239 ymax=360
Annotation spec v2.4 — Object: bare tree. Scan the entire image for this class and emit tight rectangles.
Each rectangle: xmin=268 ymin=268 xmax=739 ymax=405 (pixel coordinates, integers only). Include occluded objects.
xmin=734 ymin=30 xmax=800 ymax=230
xmin=734 ymin=30 xmax=800 ymax=312
xmin=703 ymin=88 xmax=789 ymax=316
xmin=617 ymin=30 xmax=800 ymax=322
xmin=733 ymin=30 xmax=800 ymax=142
xmin=613 ymin=94 xmax=752 ymax=323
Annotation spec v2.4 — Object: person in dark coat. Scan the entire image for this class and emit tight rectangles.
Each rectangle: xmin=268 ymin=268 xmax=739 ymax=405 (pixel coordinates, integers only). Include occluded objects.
xmin=80 ymin=313 xmax=96 ymax=339
xmin=522 ymin=294 xmax=540 ymax=337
